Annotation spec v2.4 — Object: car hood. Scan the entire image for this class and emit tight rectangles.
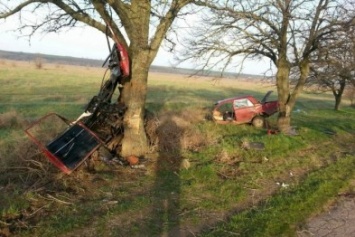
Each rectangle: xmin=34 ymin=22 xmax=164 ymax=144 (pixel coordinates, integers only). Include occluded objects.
xmin=261 ymin=90 xmax=274 ymax=103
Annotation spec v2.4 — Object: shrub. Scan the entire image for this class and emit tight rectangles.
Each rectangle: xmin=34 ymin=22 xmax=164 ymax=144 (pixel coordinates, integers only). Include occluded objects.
xmin=34 ymin=55 xmax=44 ymax=69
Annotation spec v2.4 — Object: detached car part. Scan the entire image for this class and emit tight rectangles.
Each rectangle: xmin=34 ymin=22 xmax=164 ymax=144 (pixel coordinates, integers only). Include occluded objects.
xmin=25 ymin=40 xmax=130 ymax=174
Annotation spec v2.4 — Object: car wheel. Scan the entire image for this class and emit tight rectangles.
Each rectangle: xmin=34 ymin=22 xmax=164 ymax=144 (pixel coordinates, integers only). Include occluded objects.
xmin=252 ymin=116 xmax=264 ymax=128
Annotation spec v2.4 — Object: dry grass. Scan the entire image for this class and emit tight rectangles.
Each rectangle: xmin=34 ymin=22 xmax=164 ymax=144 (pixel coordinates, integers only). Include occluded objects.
xmin=0 ymin=111 xmax=50 ymax=177
xmin=0 ymin=110 xmax=90 ymax=235
xmin=0 ymin=112 xmax=64 ymax=188
xmin=146 ymin=107 xmax=214 ymax=153
xmin=0 ymin=110 xmax=27 ymax=129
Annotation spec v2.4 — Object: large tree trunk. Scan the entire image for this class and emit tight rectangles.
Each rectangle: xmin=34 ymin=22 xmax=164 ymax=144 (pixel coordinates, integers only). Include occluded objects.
xmin=334 ymin=94 xmax=342 ymax=111
xmin=118 ymin=50 xmax=151 ymax=157
xmin=333 ymin=78 xmax=346 ymax=111
xmin=276 ymin=59 xmax=292 ymax=133
xmin=275 ymin=9 xmax=293 ymax=134
xmin=276 ymin=58 xmax=310 ymax=133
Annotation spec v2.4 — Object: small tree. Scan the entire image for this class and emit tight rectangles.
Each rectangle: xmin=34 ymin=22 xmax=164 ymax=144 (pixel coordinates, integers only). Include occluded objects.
xmin=34 ymin=55 xmax=44 ymax=69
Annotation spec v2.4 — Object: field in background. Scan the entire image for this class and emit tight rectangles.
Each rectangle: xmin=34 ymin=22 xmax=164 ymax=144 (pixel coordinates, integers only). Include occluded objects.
xmin=0 ymin=59 xmax=355 ymax=237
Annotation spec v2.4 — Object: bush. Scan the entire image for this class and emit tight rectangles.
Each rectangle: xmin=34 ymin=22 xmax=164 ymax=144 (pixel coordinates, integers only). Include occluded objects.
xmin=34 ymin=56 xmax=44 ymax=69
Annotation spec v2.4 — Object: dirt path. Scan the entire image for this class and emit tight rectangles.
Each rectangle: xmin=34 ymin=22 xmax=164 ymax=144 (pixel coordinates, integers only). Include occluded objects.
xmin=298 ymin=195 xmax=355 ymax=237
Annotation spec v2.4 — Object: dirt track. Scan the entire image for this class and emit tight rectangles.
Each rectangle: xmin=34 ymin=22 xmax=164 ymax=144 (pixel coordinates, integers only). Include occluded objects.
xmin=298 ymin=195 xmax=355 ymax=237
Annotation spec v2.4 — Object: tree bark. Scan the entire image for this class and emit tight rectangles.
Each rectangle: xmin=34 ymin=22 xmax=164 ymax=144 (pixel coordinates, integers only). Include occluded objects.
xmin=118 ymin=50 xmax=151 ymax=157
xmin=276 ymin=58 xmax=292 ymax=133
xmin=334 ymin=94 xmax=342 ymax=111
xmin=276 ymin=57 xmax=309 ymax=133
xmin=333 ymin=78 xmax=346 ymax=111
xmin=107 ymin=1 xmax=151 ymax=157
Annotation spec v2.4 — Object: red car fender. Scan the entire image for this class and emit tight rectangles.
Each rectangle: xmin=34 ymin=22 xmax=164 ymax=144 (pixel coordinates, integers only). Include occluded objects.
xmin=116 ymin=43 xmax=130 ymax=77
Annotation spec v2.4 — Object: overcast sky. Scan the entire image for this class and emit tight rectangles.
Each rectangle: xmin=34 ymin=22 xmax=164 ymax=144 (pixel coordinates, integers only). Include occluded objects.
xmin=0 ymin=18 xmax=272 ymax=75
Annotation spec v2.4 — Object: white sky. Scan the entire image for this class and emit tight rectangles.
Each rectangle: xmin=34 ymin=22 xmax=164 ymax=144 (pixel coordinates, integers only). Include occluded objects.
xmin=0 ymin=16 xmax=272 ymax=75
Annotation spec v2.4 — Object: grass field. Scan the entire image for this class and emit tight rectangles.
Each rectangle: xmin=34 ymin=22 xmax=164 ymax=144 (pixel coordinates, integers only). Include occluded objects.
xmin=0 ymin=59 xmax=355 ymax=237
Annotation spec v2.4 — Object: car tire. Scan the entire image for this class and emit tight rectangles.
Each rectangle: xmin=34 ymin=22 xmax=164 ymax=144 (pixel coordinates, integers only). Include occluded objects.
xmin=252 ymin=116 xmax=264 ymax=128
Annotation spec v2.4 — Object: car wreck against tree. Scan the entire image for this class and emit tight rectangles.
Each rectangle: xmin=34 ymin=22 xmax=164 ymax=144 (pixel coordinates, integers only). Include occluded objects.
xmin=212 ymin=91 xmax=279 ymax=128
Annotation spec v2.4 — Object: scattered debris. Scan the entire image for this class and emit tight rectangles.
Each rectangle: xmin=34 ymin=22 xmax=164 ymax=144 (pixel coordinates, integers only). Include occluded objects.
xmin=180 ymin=158 xmax=191 ymax=170
xmin=267 ymin=129 xmax=279 ymax=135
xmin=276 ymin=182 xmax=290 ymax=188
xmin=294 ymin=108 xmax=307 ymax=114
xmin=285 ymin=127 xmax=299 ymax=136
xmin=130 ymin=164 xmax=146 ymax=169
xmin=241 ymin=141 xmax=265 ymax=150
xmin=45 ymin=194 xmax=73 ymax=205
xmin=111 ymin=157 xmax=127 ymax=166
xmin=282 ymin=183 xmax=289 ymax=188
xmin=102 ymin=199 xmax=119 ymax=205
xmin=127 ymin=155 xmax=139 ymax=166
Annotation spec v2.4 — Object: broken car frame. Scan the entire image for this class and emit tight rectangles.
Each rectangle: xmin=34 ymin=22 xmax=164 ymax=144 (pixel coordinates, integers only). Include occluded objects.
xmin=25 ymin=25 xmax=132 ymax=174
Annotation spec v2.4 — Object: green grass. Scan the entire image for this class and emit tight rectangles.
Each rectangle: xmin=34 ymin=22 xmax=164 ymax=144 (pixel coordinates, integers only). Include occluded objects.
xmin=0 ymin=60 xmax=355 ymax=236
xmin=202 ymin=155 xmax=355 ymax=237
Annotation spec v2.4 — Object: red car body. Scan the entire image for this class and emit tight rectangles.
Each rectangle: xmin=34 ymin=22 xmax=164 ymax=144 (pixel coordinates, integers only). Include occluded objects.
xmin=212 ymin=91 xmax=278 ymax=127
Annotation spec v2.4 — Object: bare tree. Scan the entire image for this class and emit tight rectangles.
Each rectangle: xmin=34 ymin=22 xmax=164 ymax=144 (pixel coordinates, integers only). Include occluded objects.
xmin=307 ymin=20 xmax=355 ymax=110
xmin=187 ymin=0 xmax=355 ymax=132
xmin=0 ymin=0 xmax=197 ymax=157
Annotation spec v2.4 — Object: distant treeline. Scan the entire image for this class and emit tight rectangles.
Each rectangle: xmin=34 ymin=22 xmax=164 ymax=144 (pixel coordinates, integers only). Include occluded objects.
xmin=0 ymin=50 xmax=103 ymax=67
xmin=0 ymin=49 xmax=260 ymax=79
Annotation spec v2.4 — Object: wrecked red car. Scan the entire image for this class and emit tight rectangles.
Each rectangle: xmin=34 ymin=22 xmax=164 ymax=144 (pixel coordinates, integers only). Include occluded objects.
xmin=212 ymin=91 xmax=278 ymax=128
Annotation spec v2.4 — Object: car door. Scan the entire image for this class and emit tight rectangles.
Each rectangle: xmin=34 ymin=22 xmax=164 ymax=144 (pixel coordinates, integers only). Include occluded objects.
xmin=233 ymin=98 xmax=256 ymax=123
xmin=262 ymin=101 xmax=279 ymax=115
